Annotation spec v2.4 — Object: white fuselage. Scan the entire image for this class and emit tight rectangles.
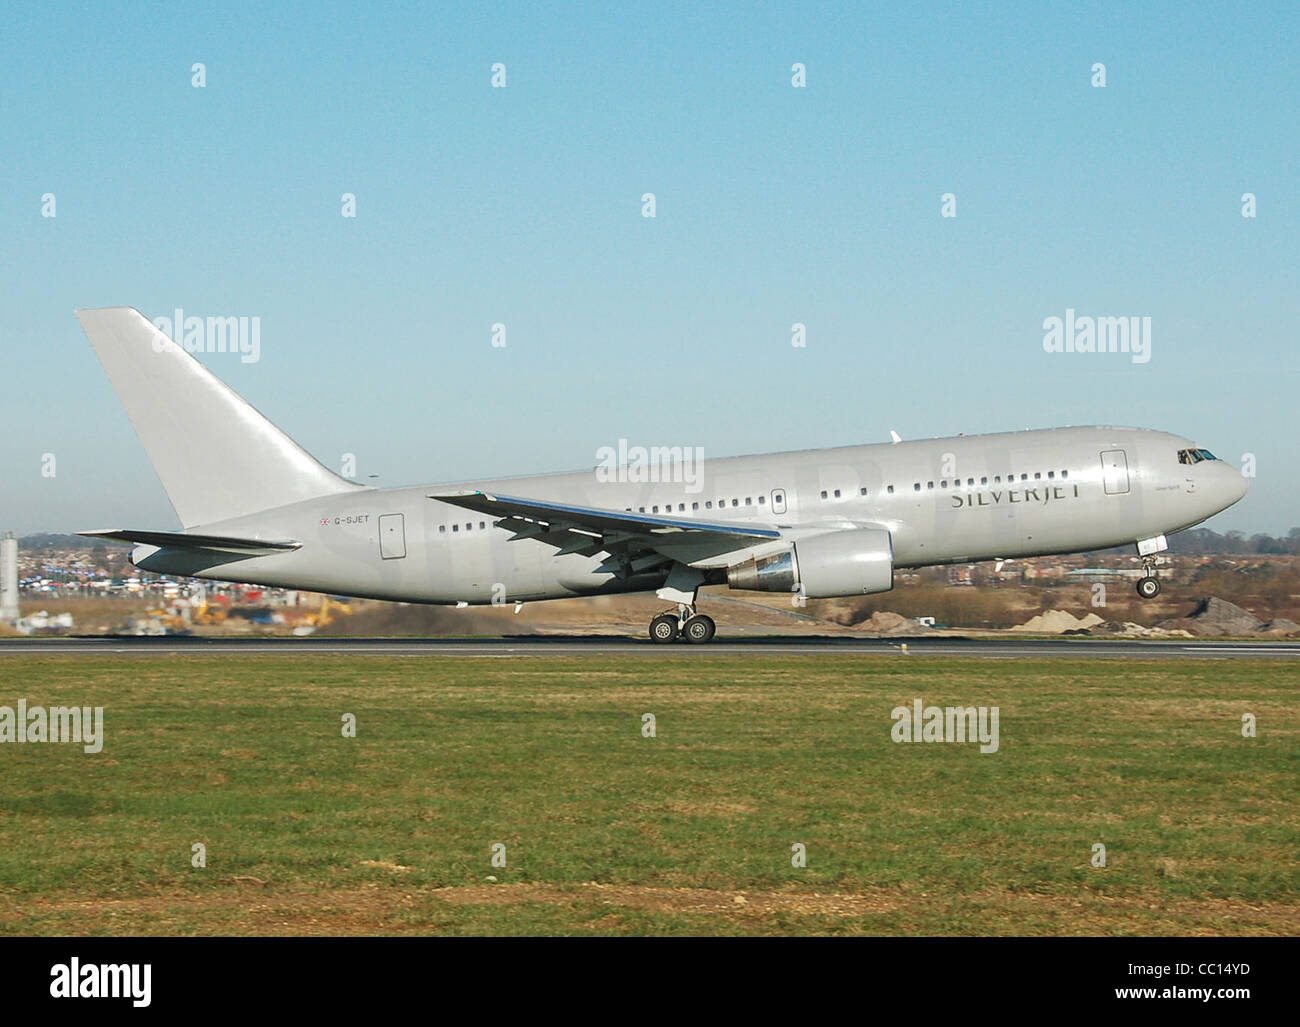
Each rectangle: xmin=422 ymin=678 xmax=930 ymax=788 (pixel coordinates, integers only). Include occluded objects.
xmin=130 ymin=426 xmax=1248 ymax=604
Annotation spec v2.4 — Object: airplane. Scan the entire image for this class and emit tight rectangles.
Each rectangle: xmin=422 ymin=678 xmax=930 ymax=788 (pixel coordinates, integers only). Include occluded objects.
xmin=75 ymin=307 xmax=1250 ymax=643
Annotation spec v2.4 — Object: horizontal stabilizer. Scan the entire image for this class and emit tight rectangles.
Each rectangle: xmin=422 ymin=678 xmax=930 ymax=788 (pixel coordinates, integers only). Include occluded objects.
xmin=79 ymin=528 xmax=301 ymax=554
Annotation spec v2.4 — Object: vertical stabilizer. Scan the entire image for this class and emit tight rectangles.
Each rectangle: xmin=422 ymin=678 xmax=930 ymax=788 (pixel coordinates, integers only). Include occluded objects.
xmin=76 ymin=307 xmax=363 ymax=527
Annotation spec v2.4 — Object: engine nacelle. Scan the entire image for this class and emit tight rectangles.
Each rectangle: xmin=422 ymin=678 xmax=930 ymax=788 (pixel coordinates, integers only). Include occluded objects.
xmin=726 ymin=528 xmax=894 ymax=599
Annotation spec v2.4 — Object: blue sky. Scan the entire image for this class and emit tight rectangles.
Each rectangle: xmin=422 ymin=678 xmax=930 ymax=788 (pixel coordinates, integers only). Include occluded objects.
xmin=2 ymin=1 xmax=1296 ymax=535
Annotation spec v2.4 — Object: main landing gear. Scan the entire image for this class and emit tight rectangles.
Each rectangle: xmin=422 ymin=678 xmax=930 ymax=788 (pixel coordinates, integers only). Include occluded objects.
xmin=1135 ymin=555 xmax=1162 ymax=599
xmin=649 ymin=604 xmax=716 ymax=644
xmin=650 ymin=562 xmax=715 ymax=643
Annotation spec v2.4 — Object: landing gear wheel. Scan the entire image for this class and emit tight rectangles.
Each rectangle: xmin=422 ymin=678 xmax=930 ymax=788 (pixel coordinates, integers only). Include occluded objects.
xmin=1136 ymin=576 xmax=1161 ymax=600
xmin=682 ymin=614 xmax=716 ymax=644
xmin=649 ymin=614 xmax=679 ymax=643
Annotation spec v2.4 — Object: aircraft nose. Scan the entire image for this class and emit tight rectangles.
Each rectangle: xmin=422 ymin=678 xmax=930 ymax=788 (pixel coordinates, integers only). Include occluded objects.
xmin=1217 ymin=464 xmax=1249 ymax=510
xmin=1231 ymin=467 xmax=1250 ymax=502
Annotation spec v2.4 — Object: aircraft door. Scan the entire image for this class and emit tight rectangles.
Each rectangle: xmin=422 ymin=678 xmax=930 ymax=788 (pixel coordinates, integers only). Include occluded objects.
xmin=771 ymin=488 xmax=787 ymax=514
xmin=379 ymin=513 xmax=407 ymax=559
xmin=1101 ymin=450 xmax=1130 ymax=495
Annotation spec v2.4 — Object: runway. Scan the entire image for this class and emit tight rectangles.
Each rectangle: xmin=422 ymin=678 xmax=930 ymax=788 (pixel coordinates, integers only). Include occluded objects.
xmin=2 ymin=635 xmax=1299 ymax=658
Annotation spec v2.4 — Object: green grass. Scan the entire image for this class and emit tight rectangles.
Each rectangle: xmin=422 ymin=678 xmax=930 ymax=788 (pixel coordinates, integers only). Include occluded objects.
xmin=0 ymin=653 xmax=1296 ymax=935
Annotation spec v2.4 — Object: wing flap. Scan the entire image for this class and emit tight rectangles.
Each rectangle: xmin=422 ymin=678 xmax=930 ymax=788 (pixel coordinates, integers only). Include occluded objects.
xmin=429 ymin=491 xmax=780 ymax=543
xmin=429 ymin=490 xmax=781 ymax=568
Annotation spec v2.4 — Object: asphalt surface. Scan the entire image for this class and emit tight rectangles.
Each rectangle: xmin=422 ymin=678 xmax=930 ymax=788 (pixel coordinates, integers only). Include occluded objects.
xmin=1 ymin=635 xmax=1298 ymax=658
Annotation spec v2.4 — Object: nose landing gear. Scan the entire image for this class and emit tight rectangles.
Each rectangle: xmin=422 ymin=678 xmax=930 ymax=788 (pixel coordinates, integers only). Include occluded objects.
xmin=1136 ymin=575 xmax=1161 ymax=599
xmin=1136 ymin=554 xmax=1162 ymax=599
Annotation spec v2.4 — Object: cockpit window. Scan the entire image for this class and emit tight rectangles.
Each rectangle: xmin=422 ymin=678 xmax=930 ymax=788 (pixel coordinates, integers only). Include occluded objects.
xmin=1178 ymin=448 xmax=1219 ymax=465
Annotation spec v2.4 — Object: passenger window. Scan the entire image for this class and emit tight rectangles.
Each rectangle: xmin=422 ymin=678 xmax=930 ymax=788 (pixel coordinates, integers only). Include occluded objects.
xmin=452 ymin=524 xmax=459 ymax=532
xmin=732 ymin=499 xmax=739 ymax=507
xmin=941 ymin=480 xmax=948 ymax=488
xmin=913 ymin=483 xmax=921 ymax=491
xmin=745 ymin=497 xmax=752 ymax=506
xmin=927 ymin=481 xmax=934 ymax=490
xmin=1061 ymin=470 xmax=1068 ymax=478
xmin=692 ymin=502 xmax=699 ymax=510
xmin=833 ymin=489 xmax=841 ymax=498
xmin=980 ymin=477 xmax=987 ymax=485
xmin=1047 ymin=471 xmax=1054 ymax=479
xmin=994 ymin=476 xmax=1001 ymax=483
xmin=439 ymin=525 xmax=446 ymax=533
xmin=859 ymin=487 xmax=867 ymax=496
xmin=1034 ymin=473 xmax=1041 ymax=480
xmin=705 ymin=501 xmax=712 ymax=509
xmin=887 ymin=485 xmax=894 ymax=494
xmin=820 ymin=490 xmax=828 ymax=499
xmin=758 ymin=495 xmax=765 ymax=504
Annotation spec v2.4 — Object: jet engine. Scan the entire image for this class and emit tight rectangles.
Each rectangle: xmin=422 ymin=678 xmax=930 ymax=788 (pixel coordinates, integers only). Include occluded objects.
xmin=726 ymin=528 xmax=894 ymax=599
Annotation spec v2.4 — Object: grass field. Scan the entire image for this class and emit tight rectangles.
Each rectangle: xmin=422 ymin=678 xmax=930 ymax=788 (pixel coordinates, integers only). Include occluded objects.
xmin=0 ymin=653 xmax=1296 ymax=935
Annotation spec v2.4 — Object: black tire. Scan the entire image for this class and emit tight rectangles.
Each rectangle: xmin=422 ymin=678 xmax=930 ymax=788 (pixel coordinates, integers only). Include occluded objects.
xmin=649 ymin=614 xmax=679 ymax=643
xmin=1136 ymin=576 xmax=1161 ymax=599
xmin=682 ymin=614 xmax=716 ymax=644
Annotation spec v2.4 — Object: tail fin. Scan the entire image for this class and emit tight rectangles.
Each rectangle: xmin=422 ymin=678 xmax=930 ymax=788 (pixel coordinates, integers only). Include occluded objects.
xmin=76 ymin=307 xmax=363 ymax=527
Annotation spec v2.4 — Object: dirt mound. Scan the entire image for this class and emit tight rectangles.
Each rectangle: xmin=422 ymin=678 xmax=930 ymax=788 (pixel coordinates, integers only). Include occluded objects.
xmin=1013 ymin=610 xmax=1105 ymax=633
xmin=315 ymin=603 xmax=501 ymax=636
xmin=1160 ymin=596 xmax=1265 ymax=637
xmin=1260 ymin=618 xmax=1300 ymax=636
xmin=854 ymin=611 xmax=933 ymax=634
xmin=1095 ymin=620 xmax=1195 ymax=639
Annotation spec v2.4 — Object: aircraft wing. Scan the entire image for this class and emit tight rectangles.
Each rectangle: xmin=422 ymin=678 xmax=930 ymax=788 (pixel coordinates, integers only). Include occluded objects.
xmin=429 ymin=490 xmax=779 ymax=568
